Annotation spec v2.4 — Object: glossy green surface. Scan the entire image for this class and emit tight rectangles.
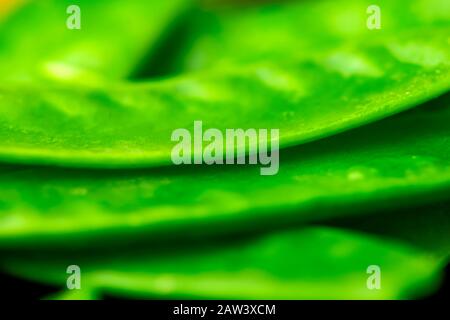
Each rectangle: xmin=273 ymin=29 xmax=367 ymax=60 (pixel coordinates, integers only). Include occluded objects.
xmin=177 ymin=0 xmax=450 ymax=73
xmin=0 ymin=0 xmax=449 ymax=300
xmin=0 ymin=96 xmax=448 ymax=248
xmin=0 ymin=0 xmax=449 ymax=167
xmin=0 ymin=0 xmax=190 ymax=84
xmin=0 ymin=27 xmax=449 ymax=167
xmin=1 ymin=227 xmax=441 ymax=299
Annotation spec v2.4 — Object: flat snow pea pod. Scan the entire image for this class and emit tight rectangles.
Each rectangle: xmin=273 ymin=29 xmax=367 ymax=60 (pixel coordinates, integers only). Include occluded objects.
xmin=175 ymin=0 xmax=450 ymax=73
xmin=0 ymin=227 xmax=442 ymax=299
xmin=0 ymin=95 xmax=449 ymax=248
xmin=0 ymin=27 xmax=449 ymax=167
xmin=0 ymin=0 xmax=190 ymax=83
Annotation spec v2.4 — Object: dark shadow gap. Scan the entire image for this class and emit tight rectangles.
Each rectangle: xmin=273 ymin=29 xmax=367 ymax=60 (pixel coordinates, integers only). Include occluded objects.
xmin=0 ymin=270 xmax=58 ymax=300
xmin=129 ymin=8 xmax=196 ymax=80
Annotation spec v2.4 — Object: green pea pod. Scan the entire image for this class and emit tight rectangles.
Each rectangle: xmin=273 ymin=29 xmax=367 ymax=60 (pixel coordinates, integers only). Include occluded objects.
xmin=0 ymin=95 xmax=448 ymax=248
xmin=1 ymin=227 xmax=441 ymax=299
xmin=176 ymin=0 xmax=450 ymax=73
xmin=0 ymin=26 xmax=449 ymax=167
xmin=0 ymin=0 xmax=190 ymax=83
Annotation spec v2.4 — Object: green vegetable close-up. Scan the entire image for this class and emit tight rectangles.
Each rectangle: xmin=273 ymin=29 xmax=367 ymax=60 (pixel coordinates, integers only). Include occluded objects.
xmin=0 ymin=0 xmax=449 ymax=301
xmin=1 ymin=227 xmax=444 ymax=299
